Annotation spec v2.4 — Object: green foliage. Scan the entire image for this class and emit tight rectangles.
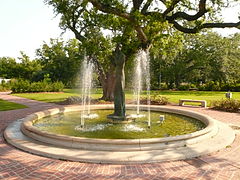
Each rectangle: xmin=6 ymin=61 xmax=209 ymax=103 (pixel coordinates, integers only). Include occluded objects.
xmin=197 ymin=82 xmax=240 ymax=92
xmin=0 ymin=80 xmax=11 ymax=92
xmin=11 ymin=79 xmax=64 ymax=93
xmin=150 ymin=32 xmax=240 ymax=89
xmin=0 ymin=53 xmax=42 ymax=81
xmin=178 ymin=84 xmax=191 ymax=91
xmin=211 ymin=99 xmax=240 ymax=112
xmin=0 ymin=57 xmax=18 ymax=78
xmin=221 ymin=83 xmax=240 ymax=92
xmin=36 ymin=38 xmax=83 ymax=87
xmin=141 ymin=94 xmax=169 ymax=105
xmin=11 ymin=79 xmax=31 ymax=93
xmin=199 ymin=81 xmax=221 ymax=91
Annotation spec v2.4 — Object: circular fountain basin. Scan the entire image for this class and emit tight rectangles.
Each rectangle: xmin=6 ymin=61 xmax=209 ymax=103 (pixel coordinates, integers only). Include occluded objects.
xmin=31 ymin=109 xmax=205 ymax=139
xmin=4 ymin=104 xmax=235 ymax=164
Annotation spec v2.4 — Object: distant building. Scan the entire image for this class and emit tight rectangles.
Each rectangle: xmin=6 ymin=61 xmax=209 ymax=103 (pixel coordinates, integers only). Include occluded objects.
xmin=0 ymin=77 xmax=11 ymax=83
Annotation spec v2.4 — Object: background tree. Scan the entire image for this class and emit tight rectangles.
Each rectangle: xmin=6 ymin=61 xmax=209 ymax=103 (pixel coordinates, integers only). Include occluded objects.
xmin=0 ymin=57 xmax=18 ymax=78
xmin=17 ymin=52 xmax=42 ymax=81
xmin=36 ymin=38 xmax=83 ymax=87
xmin=0 ymin=52 xmax=42 ymax=80
xmin=151 ymin=32 xmax=240 ymax=88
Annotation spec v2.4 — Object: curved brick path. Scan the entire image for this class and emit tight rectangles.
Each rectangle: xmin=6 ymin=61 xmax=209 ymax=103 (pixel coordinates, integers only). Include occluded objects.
xmin=1 ymin=92 xmax=240 ymax=180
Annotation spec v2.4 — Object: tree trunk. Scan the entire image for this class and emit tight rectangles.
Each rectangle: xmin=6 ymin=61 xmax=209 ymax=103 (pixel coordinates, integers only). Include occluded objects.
xmin=175 ymin=75 xmax=180 ymax=89
xmin=101 ymin=70 xmax=115 ymax=101
xmin=91 ymin=56 xmax=115 ymax=101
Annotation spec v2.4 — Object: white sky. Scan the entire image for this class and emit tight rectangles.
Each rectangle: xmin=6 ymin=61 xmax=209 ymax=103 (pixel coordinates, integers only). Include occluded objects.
xmin=0 ymin=0 xmax=74 ymax=59
xmin=0 ymin=0 xmax=239 ymax=60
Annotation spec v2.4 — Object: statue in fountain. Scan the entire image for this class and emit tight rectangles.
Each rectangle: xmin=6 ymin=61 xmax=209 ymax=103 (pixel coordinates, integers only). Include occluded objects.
xmin=108 ymin=44 xmax=126 ymax=120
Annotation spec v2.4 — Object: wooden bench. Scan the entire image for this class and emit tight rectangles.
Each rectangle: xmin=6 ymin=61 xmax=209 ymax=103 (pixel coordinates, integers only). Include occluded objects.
xmin=179 ymin=99 xmax=207 ymax=108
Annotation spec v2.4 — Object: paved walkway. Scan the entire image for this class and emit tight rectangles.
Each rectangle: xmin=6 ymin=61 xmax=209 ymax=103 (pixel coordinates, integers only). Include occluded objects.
xmin=1 ymin=92 xmax=240 ymax=180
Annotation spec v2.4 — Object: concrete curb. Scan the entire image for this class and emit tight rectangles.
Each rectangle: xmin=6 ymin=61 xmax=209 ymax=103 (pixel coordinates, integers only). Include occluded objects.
xmin=4 ymin=105 xmax=235 ymax=164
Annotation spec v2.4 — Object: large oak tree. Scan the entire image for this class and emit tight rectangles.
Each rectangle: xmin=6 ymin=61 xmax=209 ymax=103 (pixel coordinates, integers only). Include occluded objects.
xmin=45 ymin=0 xmax=239 ymax=117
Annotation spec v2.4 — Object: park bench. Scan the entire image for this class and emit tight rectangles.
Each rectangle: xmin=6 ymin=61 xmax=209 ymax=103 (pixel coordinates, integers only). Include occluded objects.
xmin=179 ymin=99 xmax=207 ymax=108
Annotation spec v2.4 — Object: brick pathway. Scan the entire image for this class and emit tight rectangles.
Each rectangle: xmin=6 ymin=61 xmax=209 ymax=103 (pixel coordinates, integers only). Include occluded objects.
xmin=1 ymin=92 xmax=240 ymax=180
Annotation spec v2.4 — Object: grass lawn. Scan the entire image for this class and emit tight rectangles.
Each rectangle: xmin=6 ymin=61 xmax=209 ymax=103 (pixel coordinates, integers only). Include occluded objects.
xmin=155 ymin=91 xmax=240 ymax=106
xmin=0 ymin=99 xmax=27 ymax=111
xmin=12 ymin=89 xmax=240 ymax=106
xmin=12 ymin=89 xmax=103 ymax=103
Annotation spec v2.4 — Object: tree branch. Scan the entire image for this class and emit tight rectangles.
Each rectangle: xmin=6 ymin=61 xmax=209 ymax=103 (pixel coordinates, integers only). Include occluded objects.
xmin=162 ymin=0 xmax=181 ymax=17
xmin=89 ymin=0 xmax=149 ymax=45
xmin=133 ymin=0 xmax=144 ymax=10
xmin=170 ymin=20 xmax=240 ymax=34
xmin=88 ymin=0 xmax=131 ymax=21
xmin=141 ymin=0 xmax=153 ymax=14
xmin=166 ymin=0 xmax=208 ymax=21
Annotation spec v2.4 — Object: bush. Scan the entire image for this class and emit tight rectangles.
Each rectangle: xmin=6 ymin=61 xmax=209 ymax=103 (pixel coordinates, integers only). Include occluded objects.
xmin=59 ymin=96 xmax=111 ymax=105
xmin=178 ymin=84 xmax=190 ymax=90
xmin=0 ymin=80 xmax=12 ymax=92
xmin=140 ymin=94 xmax=169 ymax=105
xmin=211 ymin=99 xmax=240 ymax=112
xmin=221 ymin=83 xmax=240 ymax=92
xmin=11 ymin=79 xmax=64 ymax=93
xmin=198 ymin=81 xmax=222 ymax=91
xmin=51 ymin=81 xmax=64 ymax=92
xmin=160 ymin=83 xmax=168 ymax=90
xmin=11 ymin=79 xmax=31 ymax=93
xmin=0 ymin=85 xmax=9 ymax=92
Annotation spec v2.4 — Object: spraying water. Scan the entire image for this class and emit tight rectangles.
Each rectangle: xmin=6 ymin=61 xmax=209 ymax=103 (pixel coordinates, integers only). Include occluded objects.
xmin=133 ymin=50 xmax=151 ymax=127
xmin=79 ymin=56 xmax=98 ymax=128
xmin=134 ymin=51 xmax=143 ymax=116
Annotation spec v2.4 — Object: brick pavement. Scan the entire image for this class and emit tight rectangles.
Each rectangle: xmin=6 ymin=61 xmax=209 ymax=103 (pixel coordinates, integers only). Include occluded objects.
xmin=0 ymin=92 xmax=240 ymax=180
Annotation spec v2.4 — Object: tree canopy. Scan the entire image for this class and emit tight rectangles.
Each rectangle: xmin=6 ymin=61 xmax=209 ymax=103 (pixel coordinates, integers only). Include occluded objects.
xmin=46 ymin=0 xmax=239 ymax=49
xmin=44 ymin=0 xmax=240 ymax=101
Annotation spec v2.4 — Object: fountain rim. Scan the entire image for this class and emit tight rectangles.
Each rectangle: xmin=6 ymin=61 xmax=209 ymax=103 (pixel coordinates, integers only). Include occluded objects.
xmin=21 ymin=104 xmax=216 ymax=145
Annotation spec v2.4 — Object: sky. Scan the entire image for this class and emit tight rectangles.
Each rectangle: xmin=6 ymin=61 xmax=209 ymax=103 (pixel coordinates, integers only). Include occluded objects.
xmin=0 ymin=0 xmax=74 ymax=59
xmin=0 ymin=0 xmax=239 ymax=60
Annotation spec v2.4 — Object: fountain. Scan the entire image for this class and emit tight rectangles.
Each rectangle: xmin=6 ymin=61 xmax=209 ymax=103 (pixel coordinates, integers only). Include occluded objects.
xmin=3 ymin=45 xmax=235 ymax=164
xmin=76 ymin=56 xmax=98 ymax=130
xmin=131 ymin=50 xmax=151 ymax=127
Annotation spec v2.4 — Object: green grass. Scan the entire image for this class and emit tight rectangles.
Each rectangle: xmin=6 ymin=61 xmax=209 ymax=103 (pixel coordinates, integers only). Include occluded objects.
xmin=13 ymin=89 xmax=240 ymax=106
xmin=154 ymin=91 xmax=240 ymax=106
xmin=0 ymin=99 xmax=27 ymax=111
xmin=13 ymin=89 xmax=102 ymax=103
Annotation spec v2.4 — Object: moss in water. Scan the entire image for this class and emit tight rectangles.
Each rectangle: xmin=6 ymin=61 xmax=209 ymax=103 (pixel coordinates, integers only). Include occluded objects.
xmin=33 ymin=110 xmax=206 ymax=139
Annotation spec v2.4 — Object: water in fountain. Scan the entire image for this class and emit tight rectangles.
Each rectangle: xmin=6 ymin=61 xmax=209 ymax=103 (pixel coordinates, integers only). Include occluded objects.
xmin=78 ymin=56 xmax=98 ymax=129
xmin=131 ymin=50 xmax=151 ymax=127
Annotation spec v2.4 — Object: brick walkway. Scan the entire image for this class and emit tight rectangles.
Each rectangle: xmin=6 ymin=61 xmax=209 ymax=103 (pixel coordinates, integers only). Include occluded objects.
xmin=1 ymin=92 xmax=240 ymax=180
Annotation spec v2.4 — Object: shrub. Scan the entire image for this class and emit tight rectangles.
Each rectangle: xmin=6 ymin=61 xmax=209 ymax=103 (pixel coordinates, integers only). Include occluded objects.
xmin=198 ymin=81 xmax=222 ymax=91
xmin=211 ymin=99 xmax=240 ymax=112
xmin=223 ymin=83 xmax=240 ymax=92
xmin=178 ymin=84 xmax=190 ymax=90
xmin=11 ymin=79 xmax=31 ymax=93
xmin=0 ymin=80 xmax=12 ymax=92
xmin=0 ymin=85 xmax=9 ymax=92
xmin=11 ymin=79 xmax=64 ymax=93
xmin=51 ymin=81 xmax=64 ymax=92
xmin=140 ymin=94 xmax=169 ymax=105
xmin=60 ymin=96 xmax=109 ymax=105
xmin=160 ymin=83 xmax=168 ymax=90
